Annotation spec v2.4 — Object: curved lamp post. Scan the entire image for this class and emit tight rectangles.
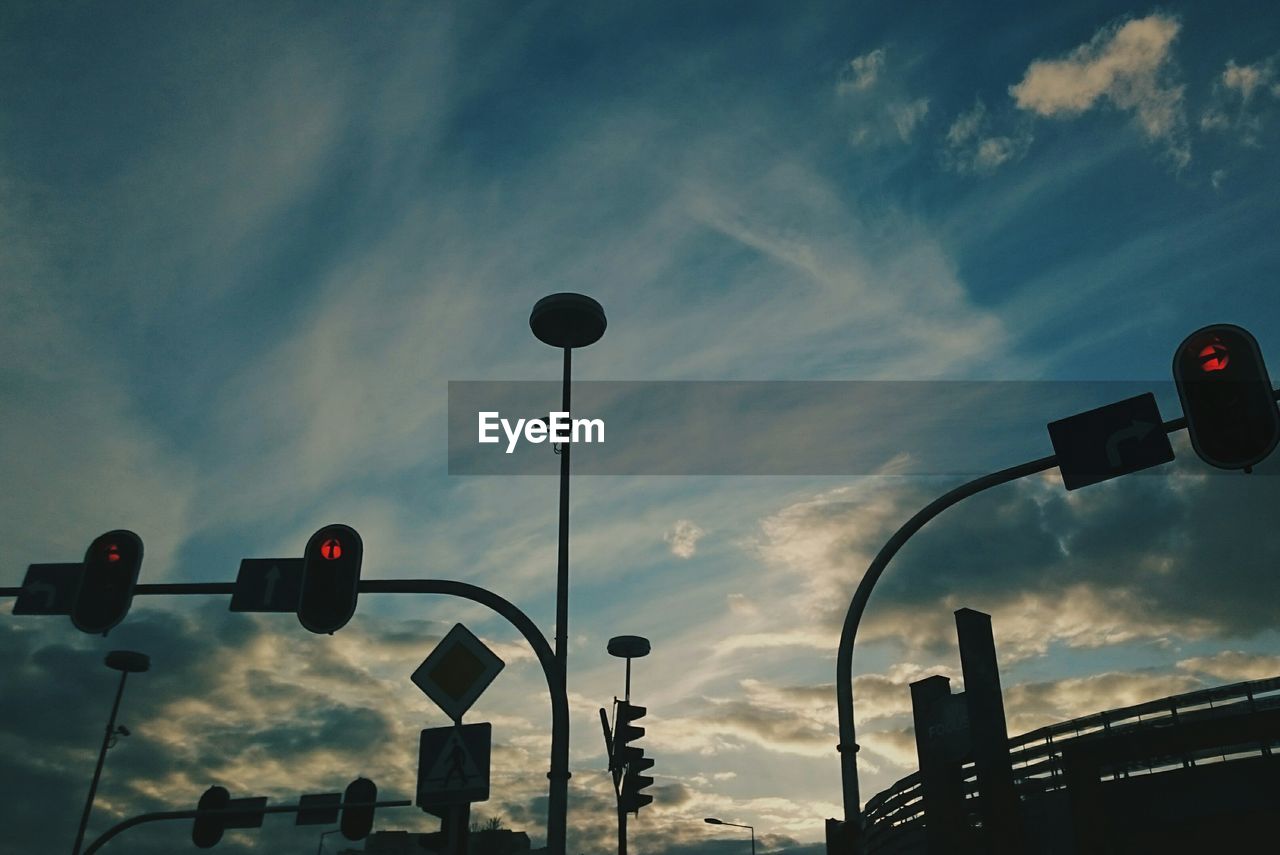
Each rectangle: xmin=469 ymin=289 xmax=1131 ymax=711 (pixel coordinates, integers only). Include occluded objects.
xmin=705 ymin=817 xmax=755 ymax=854
xmin=71 ymin=650 xmax=150 ymax=855
xmin=529 ymin=292 xmax=606 ymax=854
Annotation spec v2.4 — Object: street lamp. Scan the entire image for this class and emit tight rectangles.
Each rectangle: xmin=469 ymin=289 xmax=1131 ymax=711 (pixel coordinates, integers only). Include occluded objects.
xmin=529 ymin=292 xmax=606 ymax=855
xmin=317 ymin=827 xmax=343 ymax=854
xmin=705 ymin=817 xmax=755 ymax=854
xmin=607 ymin=635 xmax=651 ymax=855
xmin=71 ymin=650 xmax=150 ymax=855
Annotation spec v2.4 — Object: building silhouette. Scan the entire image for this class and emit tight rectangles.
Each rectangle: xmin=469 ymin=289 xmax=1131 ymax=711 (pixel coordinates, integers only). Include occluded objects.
xmin=857 ymin=609 xmax=1280 ymax=854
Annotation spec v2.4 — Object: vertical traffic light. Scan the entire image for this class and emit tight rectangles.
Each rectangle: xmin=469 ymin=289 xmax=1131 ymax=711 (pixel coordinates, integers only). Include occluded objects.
xmin=613 ymin=702 xmax=646 ymax=763
xmin=298 ymin=524 xmax=363 ymax=634
xmin=340 ymin=777 xmax=377 ymax=840
xmin=612 ymin=702 xmax=654 ymax=814
xmin=71 ymin=530 xmax=143 ymax=635
xmin=192 ymin=785 xmax=230 ymax=849
xmin=1173 ymin=324 xmax=1280 ymax=470
xmin=620 ymin=754 xmax=654 ymax=813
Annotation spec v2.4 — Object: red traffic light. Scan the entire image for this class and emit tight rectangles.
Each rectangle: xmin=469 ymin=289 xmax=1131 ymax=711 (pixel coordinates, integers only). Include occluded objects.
xmin=298 ymin=524 xmax=363 ymax=635
xmin=1198 ymin=339 xmax=1230 ymax=372
xmin=1173 ymin=324 xmax=1280 ymax=470
xmin=72 ymin=530 xmax=143 ymax=635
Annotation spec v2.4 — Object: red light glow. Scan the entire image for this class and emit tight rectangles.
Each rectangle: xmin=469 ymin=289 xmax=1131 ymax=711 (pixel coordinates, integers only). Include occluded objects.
xmin=105 ymin=544 xmax=121 ymax=563
xmin=1198 ymin=340 xmax=1229 ymax=373
xmin=320 ymin=538 xmax=343 ymax=560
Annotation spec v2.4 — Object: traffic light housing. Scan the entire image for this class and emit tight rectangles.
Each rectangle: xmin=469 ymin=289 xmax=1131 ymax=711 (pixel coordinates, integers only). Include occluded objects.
xmin=613 ymin=701 xmax=646 ymax=763
xmin=71 ymin=530 xmax=143 ymax=635
xmin=341 ymin=777 xmax=377 ymax=841
xmin=619 ymin=753 xmax=654 ymax=814
xmin=192 ymin=785 xmax=230 ymax=848
xmin=1173 ymin=324 xmax=1280 ymax=470
xmin=298 ymin=524 xmax=363 ymax=634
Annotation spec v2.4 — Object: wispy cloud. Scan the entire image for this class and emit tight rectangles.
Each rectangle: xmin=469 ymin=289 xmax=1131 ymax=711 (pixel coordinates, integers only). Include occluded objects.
xmin=665 ymin=519 xmax=707 ymax=558
xmin=1200 ymin=55 xmax=1280 ymax=146
xmin=941 ymin=98 xmax=1033 ymax=174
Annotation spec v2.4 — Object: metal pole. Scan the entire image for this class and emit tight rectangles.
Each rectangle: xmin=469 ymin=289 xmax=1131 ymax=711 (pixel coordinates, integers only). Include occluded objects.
xmin=549 ymin=345 xmax=573 ymax=854
xmin=83 ymin=799 xmax=411 ymax=855
xmin=317 ymin=827 xmax=341 ymax=855
xmin=618 ymin=802 xmax=628 ymax=855
xmin=624 ymin=657 xmax=631 ymax=702
xmin=835 ymin=412 xmax=1194 ymax=842
xmin=71 ymin=669 xmax=129 ymax=855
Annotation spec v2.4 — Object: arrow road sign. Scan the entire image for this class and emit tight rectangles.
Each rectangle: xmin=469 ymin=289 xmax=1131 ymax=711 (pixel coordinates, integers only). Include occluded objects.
xmin=1048 ymin=392 xmax=1175 ymax=490
xmin=411 ymin=624 xmax=505 ymax=722
xmin=230 ymin=559 xmax=303 ymax=612
xmin=12 ymin=563 xmax=81 ymax=615
xmin=418 ymin=723 xmax=491 ymax=807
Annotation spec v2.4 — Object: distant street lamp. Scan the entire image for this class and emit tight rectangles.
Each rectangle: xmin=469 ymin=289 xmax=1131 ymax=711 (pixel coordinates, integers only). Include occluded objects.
xmin=317 ymin=827 xmax=343 ymax=854
xmin=71 ymin=650 xmax=150 ymax=855
xmin=529 ymin=292 xmax=606 ymax=855
xmin=705 ymin=817 xmax=755 ymax=854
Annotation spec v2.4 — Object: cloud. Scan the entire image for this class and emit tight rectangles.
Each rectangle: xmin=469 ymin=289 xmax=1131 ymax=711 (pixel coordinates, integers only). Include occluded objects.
xmin=752 ymin=448 xmax=1280 ymax=661
xmin=838 ymin=48 xmax=886 ymax=95
xmin=1003 ymin=670 xmax=1202 ymax=735
xmin=1200 ymin=56 xmax=1280 ymax=146
xmin=942 ymin=99 xmax=1033 ymax=174
xmin=837 ymin=47 xmax=931 ymax=147
xmin=1010 ymin=13 xmax=1189 ymax=167
xmin=666 ymin=519 xmax=707 ymax=559
xmin=889 ymin=98 xmax=931 ymax=142
xmin=1177 ymin=650 xmax=1280 ymax=683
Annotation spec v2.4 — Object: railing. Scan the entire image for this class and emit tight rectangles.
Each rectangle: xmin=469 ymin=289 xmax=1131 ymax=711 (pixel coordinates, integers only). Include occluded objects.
xmin=861 ymin=676 xmax=1280 ymax=850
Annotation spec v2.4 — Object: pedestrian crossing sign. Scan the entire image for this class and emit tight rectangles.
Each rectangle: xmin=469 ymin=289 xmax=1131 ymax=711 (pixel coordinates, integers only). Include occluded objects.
xmin=418 ymin=722 xmax=491 ymax=807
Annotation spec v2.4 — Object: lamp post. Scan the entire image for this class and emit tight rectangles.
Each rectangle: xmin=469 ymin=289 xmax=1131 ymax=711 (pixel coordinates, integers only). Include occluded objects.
xmin=317 ymin=827 xmax=343 ymax=854
xmin=529 ymin=292 xmax=606 ymax=855
xmin=607 ymin=635 xmax=650 ymax=855
xmin=705 ymin=817 xmax=755 ymax=855
xmin=71 ymin=650 xmax=150 ymax=855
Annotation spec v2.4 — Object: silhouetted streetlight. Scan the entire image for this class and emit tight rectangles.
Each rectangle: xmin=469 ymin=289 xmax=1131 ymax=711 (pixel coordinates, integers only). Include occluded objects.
xmin=529 ymin=292 xmax=606 ymax=855
xmin=317 ymin=827 xmax=343 ymax=854
xmin=71 ymin=650 xmax=150 ymax=855
xmin=705 ymin=817 xmax=755 ymax=854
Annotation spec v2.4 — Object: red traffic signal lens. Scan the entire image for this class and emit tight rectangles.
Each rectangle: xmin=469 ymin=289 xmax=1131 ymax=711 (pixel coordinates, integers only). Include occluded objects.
xmin=105 ymin=543 xmax=121 ymax=563
xmin=320 ymin=538 xmax=342 ymax=560
xmin=1198 ymin=339 xmax=1229 ymax=373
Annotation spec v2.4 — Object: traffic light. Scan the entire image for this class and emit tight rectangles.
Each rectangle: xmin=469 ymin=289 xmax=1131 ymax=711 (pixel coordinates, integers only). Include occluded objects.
xmin=341 ymin=777 xmax=378 ymax=840
xmin=298 ymin=524 xmax=363 ymax=634
xmin=613 ymin=701 xmax=646 ymax=763
xmin=192 ymin=785 xmax=230 ymax=849
xmin=1173 ymin=324 xmax=1280 ymax=470
xmin=619 ymin=753 xmax=654 ymax=814
xmin=71 ymin=530 xmax=143 ymax=635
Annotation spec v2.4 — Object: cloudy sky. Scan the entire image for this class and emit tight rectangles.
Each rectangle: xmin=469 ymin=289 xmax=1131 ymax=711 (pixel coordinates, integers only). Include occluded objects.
xmin=3 ymin=1 xmax=1280 ymax=852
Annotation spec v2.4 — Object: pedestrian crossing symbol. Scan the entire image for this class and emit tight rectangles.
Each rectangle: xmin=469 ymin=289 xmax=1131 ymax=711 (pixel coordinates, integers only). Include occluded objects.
xmin=417 ymin=722 xmax=491 ymax=807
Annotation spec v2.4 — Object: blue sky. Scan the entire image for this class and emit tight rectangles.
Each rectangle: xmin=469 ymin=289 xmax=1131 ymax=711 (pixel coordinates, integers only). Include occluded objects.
xmin=3 ymin=2 xmax=1280 ymax=852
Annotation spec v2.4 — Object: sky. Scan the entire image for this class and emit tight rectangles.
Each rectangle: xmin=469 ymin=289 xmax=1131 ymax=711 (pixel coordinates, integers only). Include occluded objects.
xmin=2 ymin=1 xmax=1280 ymax=852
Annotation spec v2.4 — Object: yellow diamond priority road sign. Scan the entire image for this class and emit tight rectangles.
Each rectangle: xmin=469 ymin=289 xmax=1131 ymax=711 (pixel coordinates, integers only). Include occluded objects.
xmin=411 ymin=624 xmax=505 ymax=722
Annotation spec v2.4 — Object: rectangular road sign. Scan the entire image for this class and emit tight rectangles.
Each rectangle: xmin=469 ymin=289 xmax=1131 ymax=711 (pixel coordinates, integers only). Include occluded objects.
xmin=418 ymin=723 xmax=491 ymax=808
xmin=295 ymin=792 xmax=341 ymax=825
xmin=1048 ymin=393 xmax=1174 ymax=490
xmin=225 ymin=796 xmax=269 ymax=829
xmin=12 ymin=563 xmax=81 ymax=615
xmin=229 ymin=558 xmax=303 ymax=612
